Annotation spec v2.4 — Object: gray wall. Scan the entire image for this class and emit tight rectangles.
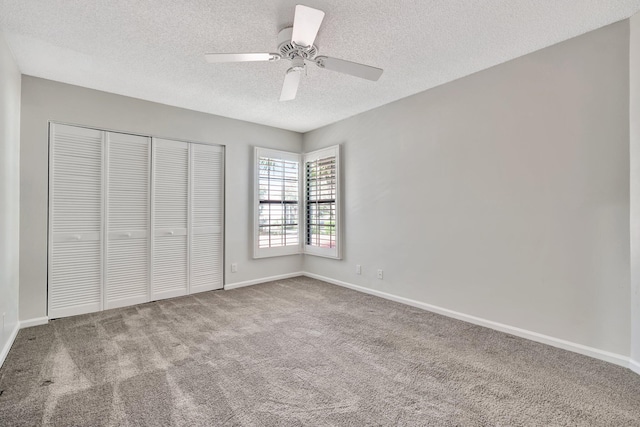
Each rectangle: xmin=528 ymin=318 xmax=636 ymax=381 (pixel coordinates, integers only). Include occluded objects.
xmin=0 ymin=33 xmax=21 ymax=356
xmin=20 ymin=77 xmax=303 ymax=321
xmin=16 ymin=19 xmax=637 ymax=361
xmin=630 ymin=13 xmax=640 ymax=369
xmin=303 ymin=21 xmax=631 ymax=356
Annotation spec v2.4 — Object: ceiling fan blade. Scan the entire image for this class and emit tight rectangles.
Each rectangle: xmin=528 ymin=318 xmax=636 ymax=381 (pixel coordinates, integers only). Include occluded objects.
xmin=316 ymin=56 xmax=383 ymax=81
xmin=291 ymin=5 xmax=325 ymax=47
xmin=280 ymin=70 xmax=302 ymax=101
xmin=204 ymin=53 xmax=280 ymax=63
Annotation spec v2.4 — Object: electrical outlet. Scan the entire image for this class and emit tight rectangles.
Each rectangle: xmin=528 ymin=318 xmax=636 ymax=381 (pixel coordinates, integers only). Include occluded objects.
xmin=231 ymin=263 xmax=238 ymax=273
xmin=377 ymin=269 xmax=383 ymax=280
xmin=356 ymin=265 xmax=361 ymax=275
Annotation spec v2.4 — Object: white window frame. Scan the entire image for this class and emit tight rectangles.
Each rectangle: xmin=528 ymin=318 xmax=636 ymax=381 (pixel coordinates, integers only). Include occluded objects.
xmin=303 ymin=145 xmax=342 ymax=259
xmin=253 ymin=145 xmax=341 ymax=259
xmin=253 ymin=147 xmax=302 ymax=258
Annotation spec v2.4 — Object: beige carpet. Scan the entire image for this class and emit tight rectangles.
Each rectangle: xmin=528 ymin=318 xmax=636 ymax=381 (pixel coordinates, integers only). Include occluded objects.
xmin=1 ymin=276 xmax=639 ymax=426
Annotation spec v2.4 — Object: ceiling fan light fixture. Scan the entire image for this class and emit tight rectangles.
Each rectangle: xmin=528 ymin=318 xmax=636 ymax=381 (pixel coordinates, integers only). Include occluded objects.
xmin=288 ymin=56 xmax=306 ymax=72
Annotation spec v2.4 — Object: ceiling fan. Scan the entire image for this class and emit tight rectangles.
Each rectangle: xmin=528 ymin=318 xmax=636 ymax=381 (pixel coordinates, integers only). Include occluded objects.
xmin=204 ymin=5 xmax=384 ymax=101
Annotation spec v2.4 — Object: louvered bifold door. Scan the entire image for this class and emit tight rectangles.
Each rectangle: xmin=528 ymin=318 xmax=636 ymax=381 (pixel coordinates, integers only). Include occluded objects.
xmin=48 ymin=124 xmax=104 ymax=318
xmin=152 ymin=138 xmax=189 ymax=300
xmin=190 ymin=143 xmax=224 ymax=293
xmin=105 ymin=132 xmax=151 ymax=309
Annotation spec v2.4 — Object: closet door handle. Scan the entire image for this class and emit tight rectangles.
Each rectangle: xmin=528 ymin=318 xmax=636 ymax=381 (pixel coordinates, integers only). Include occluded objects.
xmin=168 ymin=231 xmax=174 ymax=236
xmin=74 ymin=235 xmax=82 ymax=241
xmin=123 ymin=232 xmax=132 ymax=238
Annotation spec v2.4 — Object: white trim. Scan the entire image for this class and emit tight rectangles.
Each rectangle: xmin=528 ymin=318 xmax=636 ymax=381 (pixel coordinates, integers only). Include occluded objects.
xmin=631 ymin=359 xmax=640 ymax=375
xmin=303 ymin=272 xmax=632 ymax=369
xmin=225 ymin=272 xmax=304 ymax=290
xmin=0 ymin=323 xmax=20 ymax=368
xmin=20 ymin=317 xmax=49 ymax=328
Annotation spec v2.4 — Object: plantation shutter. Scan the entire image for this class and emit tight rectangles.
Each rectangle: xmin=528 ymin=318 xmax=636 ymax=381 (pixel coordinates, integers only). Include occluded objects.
xmin=152 ymin=138 xmax=189 ymax=300
xmin=105 ymin=132 xmax=151 ymax=309
xmin=253 ymin=147 xmax=301 ymax=258
xmin=48 ymin=123 xmax=104 ymax=318
xmin=304 ymin=145 xmax=341 ymax=259
xmin=189 ymin=143 xmax=224 ymax=293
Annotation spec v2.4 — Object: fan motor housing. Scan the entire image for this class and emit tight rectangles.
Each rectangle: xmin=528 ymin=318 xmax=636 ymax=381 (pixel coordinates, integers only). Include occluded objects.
xmin=277 ymin=27 xmax=318 ymax=60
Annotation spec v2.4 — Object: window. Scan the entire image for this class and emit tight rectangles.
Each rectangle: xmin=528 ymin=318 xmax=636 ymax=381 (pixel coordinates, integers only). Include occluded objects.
xmin=304 ymin=146 xmax=341 ymax=259
xmin=254 ymin=145 xmax=341 ymax=259
xmin=254 ymin=148 xmax=301 ymax=258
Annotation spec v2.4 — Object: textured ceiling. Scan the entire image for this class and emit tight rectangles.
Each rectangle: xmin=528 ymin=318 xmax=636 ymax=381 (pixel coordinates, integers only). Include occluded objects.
xmin=1 ymin=1 xmax=640 ymax=132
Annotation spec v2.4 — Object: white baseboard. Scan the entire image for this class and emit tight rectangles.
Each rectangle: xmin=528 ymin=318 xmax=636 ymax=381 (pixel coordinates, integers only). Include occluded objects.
xmin=303 ymin=272 xmax=632 ymax=369
xmin=225 ymin=272 xmax=304 ymax=290
xmin=15 ymin=273 xmax=630 ymax=374
xmin=0 ymin=323 xmax=20 ymax=368
xmin=20 ymin=316 xmax=49 ymax=328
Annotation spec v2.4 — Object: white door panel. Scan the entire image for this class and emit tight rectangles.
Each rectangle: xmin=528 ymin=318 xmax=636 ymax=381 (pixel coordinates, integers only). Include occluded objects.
xmin=48 ymin=123 xmax=103 ymax=318
xmin=152 ymin=138 xmax=190 ymax=299
xmin=190 ymin=143 xmax=224 ymax=293
xmin=105 ymin=132 xmax=151 ymax=309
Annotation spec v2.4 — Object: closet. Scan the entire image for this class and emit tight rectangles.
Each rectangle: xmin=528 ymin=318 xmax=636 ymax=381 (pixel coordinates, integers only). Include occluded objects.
xmin=48 ymin=123 xmax=224 ymax=319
